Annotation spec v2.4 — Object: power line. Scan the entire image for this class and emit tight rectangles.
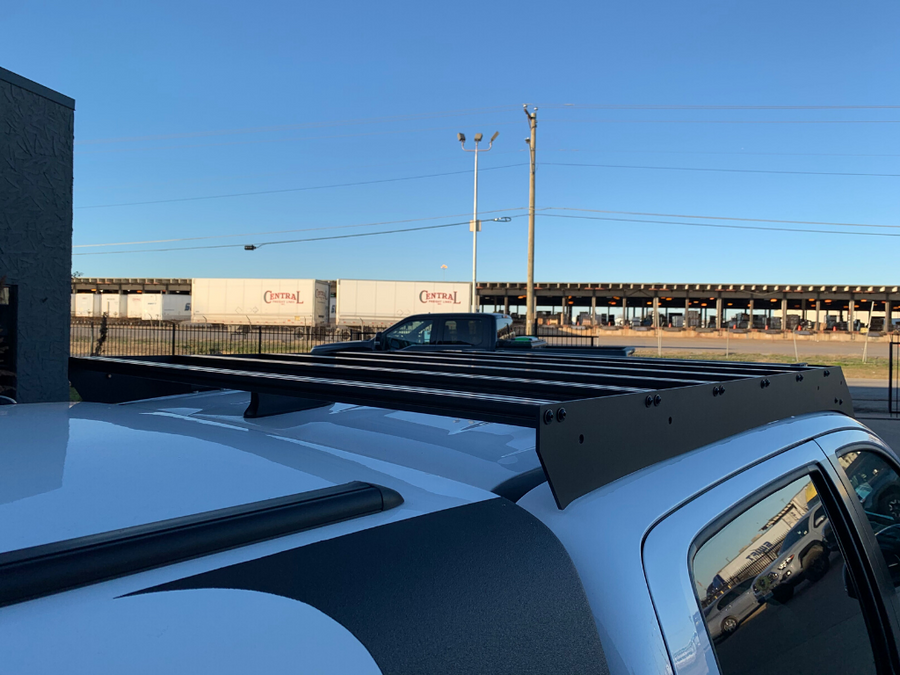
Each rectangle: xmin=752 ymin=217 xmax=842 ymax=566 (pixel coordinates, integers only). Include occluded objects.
xmin=74 ymin=122 xmax=524 ymax=156
xmin=549 ymin=207 xmax=900 ymax=231
xmin=543 ymin=161 xmax=900 ymax=178
xmin=84 ymin=149 xmax=528 ymax=191
xmin=73 ymin=207 xmax=527 ymax=247
xmin=544 ymin=148 xmax=900 ymax=159
xmin=540 ymin=104 xmax=900 ymax=110
xmin=73 ymin=104 xmax=900 ymax=145
xmin=541 ymin=213 xmax=900 ymax=238
xmin=74 ymin=105 xmax=519 ymax=145
xmin=73 ymin=216 xmax=523 ymax=256
xmin=74 ymin=164 xmax=527 ymax=209
xmin=542 ymin=118 xmax=900 ymax=124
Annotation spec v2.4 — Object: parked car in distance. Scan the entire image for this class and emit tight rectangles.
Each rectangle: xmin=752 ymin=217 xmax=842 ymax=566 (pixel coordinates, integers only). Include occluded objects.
xmin=753 ymin=504 xmax=831 ymax=603
xmin=703 ymin=577 xmax=761 ymax=640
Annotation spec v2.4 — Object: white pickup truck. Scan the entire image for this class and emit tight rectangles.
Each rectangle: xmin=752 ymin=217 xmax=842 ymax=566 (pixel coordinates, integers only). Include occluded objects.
xmin=2 ymin=351 xmax=898 ymax=675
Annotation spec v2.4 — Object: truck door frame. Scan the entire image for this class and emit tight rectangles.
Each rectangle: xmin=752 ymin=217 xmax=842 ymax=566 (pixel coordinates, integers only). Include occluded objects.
xmin=643 ymin=439 xmax=900 ymax=675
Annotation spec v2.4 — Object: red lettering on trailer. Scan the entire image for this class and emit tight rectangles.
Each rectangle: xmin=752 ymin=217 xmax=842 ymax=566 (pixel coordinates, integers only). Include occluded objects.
xmin=418 ymin=290 xmax=461 ymax=305
xmin=264 ymin=291 xmax=304 ymax=305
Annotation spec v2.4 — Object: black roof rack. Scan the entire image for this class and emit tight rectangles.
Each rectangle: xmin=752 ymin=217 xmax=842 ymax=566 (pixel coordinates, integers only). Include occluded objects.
xmin=69 ymin=353 xmax=853 ymax=509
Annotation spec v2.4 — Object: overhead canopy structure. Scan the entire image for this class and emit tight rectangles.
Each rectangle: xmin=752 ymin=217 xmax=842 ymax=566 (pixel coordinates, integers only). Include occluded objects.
xmin=70 ymin=351 xmax=853 ymax=509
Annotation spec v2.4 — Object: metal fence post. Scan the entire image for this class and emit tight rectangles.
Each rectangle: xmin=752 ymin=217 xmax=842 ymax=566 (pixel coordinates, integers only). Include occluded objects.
xmin=890 ymin=336 xmax=895 ymax=415
xmin=171 ymin=323 xmax=176 ymax=356
xmin=258 ymin=326 xmax=263 ymax=354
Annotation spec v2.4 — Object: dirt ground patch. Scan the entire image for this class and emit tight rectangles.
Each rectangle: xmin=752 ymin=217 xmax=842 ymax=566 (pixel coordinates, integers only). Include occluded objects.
xmin=634 ymin=349 xmax=888 ymax=380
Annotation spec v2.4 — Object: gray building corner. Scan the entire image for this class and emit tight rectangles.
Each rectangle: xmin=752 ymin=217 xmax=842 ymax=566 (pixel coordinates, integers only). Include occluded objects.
xmin=0 ymin=66 xmax=75 ymax=403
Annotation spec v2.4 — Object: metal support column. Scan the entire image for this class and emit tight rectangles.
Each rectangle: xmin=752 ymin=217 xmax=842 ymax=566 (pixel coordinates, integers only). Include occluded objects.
xmin=748 ymin=299 xmax=754 ymax=330
xmin=591 ymin=296 xmax=597 ymax=324
xmin=504 ymin=296 xmax=510 ymax=315
xmin=685 ymin=296 xmax=690 ymax=329
xmin=816 ymin=299 xmax=822 ymax=332
xmin=849 ymin=295 xmax=855 ymax=333
xmin=652 ymin=296 xmax=659 ymax=329
xmin=524 ymin=107 xmax=538 ymax=336
xmin=888 ymin=298 xmax=894 ymax=333
xmin=621 ymin=296 xmax=628 ymax=328
xmin=781 ymin=297 xmax=787 ymax=332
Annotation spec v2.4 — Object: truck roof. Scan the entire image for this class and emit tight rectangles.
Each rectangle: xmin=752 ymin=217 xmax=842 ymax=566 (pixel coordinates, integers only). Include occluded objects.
xmin=0 ymin=394 xmax=540 ymax=555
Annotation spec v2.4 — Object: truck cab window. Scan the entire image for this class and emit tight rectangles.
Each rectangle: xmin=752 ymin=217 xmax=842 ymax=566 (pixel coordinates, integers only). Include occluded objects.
xmin=692 ymin=474 xmax=876 ymax=675
xmin=440 ymin=320 xmax=484 ymax=347
xmin=383 ymin=319 xmax=434 ymax=349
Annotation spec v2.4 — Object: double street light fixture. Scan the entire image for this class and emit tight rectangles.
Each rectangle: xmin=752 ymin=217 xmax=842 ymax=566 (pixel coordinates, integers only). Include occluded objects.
xmin=458 ymin=130 xmax=499 ymax=312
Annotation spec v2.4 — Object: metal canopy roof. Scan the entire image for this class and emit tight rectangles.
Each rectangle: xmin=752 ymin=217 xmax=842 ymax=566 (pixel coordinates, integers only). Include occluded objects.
xmin=69 ymin=352 xmax=853 ymax=509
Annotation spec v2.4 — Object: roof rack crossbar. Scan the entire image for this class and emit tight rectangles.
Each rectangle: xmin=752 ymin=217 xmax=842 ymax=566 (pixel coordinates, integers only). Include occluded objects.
xmin=325 ymin=350 xmax=806 ymax=380
xmin=373 ymin=349 xmax=807 ymax=375
xmin=183 ymin=354 xmax=710 ymax=392
xmin=69 ymin=357 xmax=554 ymax=427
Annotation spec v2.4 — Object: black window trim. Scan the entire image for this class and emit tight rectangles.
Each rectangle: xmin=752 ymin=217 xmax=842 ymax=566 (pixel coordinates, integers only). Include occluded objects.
xmin=825 ymin=436 xmax=900 ymax=674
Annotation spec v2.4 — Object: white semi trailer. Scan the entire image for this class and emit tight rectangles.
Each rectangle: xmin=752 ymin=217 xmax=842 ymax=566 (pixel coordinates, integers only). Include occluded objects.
xmin=190 ymin=279 xmax=329 ymax=326
xmin=336 ymin=279 xmax=472 ymax=328
xmin=73 ymin=293 xmax=101 ymax=318
xmin=99 ymin=294 xmax=128 ymax=319
xmin=141 ymin=294 xmax=192 ymax=322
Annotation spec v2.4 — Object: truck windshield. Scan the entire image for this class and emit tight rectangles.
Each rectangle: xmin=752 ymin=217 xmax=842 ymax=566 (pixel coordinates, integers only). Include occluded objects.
xmin=383 ymin=319 xmax=435 ymax=348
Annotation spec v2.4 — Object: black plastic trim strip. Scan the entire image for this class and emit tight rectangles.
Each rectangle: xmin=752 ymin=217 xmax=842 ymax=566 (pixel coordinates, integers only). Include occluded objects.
xmin=0 ymin=481 xmax=402 ymax=607
xmin=490 ymin=467 xmax=548 ymax=502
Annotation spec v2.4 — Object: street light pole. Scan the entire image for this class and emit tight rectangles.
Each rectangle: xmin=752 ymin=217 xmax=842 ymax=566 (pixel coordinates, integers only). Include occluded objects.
xmin=524 ymin=105 xmax=537 ymax=336
xmin=459 ymin=131 xmax=498 ymax=312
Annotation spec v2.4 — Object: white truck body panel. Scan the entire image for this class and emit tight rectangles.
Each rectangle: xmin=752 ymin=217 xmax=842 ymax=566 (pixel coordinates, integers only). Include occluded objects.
xmin=74 ymin=293 xmax=101 ymax=318
xmin=191 ymin=279 xmax=329 ymax=326
xmin=141 ymin=294 xmax=191 ymax=321
xmin=126 ymin=294 xmax=143 ymax=319
xmin=336 ymin=279 xmax=472 ymax=326
xmin=100 ymin=294 xmax=127 ymax=318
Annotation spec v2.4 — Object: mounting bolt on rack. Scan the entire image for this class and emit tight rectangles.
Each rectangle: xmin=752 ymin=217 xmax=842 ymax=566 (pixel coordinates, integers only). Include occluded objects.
xmin=543 ymin=409 xmax=555 ymax=425
xmin=556 ymin=408 xmax=567 ymax=422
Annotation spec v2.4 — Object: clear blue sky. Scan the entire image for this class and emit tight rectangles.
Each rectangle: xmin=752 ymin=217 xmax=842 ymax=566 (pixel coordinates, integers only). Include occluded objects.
xmin=3 ymin=0 xmax=898 ymax=284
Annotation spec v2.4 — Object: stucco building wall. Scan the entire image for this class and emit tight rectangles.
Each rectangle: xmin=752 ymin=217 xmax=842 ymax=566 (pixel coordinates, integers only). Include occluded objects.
xmin=0 ymin=67 xmax=74 ymax=402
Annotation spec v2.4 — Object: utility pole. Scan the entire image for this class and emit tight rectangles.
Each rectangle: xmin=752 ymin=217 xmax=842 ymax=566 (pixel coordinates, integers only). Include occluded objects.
xmin=458 ymin=131 xmax=499 ymax=312
xmin=524 ymin=105 xmax=538 ymax=335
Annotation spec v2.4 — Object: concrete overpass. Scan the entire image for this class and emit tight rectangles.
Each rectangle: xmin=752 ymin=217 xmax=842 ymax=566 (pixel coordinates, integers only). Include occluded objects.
xmin=476 ymin=281 xmax=900 ymax=332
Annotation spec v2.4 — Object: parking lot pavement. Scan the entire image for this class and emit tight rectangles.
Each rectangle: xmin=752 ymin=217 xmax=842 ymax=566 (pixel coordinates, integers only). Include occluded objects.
xmin=849 ymin=379 xmax=900 ymax=450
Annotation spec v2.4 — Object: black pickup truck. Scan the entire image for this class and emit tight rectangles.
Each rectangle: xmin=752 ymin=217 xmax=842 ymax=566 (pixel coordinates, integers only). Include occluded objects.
xmin=311 ymin=313 xmax=634 ymax=356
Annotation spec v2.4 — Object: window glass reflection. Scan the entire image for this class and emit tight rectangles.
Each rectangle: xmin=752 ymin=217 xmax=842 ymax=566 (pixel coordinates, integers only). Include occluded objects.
xmin=840 ymin=450 xmax=900 ymax=589
xmin=692 ymin=475 xmax=876 ymax=675
xmin=383 ymin=319 xmax=434 ymax=348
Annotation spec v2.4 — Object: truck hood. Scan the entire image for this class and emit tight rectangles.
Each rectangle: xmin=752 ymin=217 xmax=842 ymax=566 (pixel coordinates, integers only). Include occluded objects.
xmin=310 ymin=339 xmax=375 ymax=355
